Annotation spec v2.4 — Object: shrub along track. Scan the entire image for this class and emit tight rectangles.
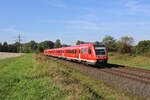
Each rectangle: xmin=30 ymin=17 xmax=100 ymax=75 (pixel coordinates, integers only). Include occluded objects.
xmin=47 ymin=56 xmax=150 ymax=100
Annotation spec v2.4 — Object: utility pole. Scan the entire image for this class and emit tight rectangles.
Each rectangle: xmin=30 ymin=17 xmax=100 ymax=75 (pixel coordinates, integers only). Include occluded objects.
xmin=17 ymin=33 xmax=23 ymax=53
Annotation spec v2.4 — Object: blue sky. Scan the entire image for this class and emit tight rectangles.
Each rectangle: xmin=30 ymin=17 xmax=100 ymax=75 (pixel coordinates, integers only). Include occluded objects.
xmin=0 ymin=0 xmax=150 ymax=45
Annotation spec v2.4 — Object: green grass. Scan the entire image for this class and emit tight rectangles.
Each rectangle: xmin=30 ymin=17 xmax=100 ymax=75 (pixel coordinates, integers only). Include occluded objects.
xmin=0 ymin=54 xmax=141 ymax=100
xmin=108 ymin=52 xmax=150 ymax=70
xmin=0 ymin=54 xmax=61 ymax=100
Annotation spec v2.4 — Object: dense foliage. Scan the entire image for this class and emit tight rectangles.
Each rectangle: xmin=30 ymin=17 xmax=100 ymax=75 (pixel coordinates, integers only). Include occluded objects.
xmin=22 ymin=40 xmax=38 ymax=53
xmin=2 ymin=42 xmax=8 ymax=52
xmin=76 ymin=40 xmax=85 ymax=45
xmin=117 ymin=36 xmax=134 ymax=54
xmin=136 ymin=40 xmax=150 ymax=55
xmin=102 ymin=35 xmax=118 ymax=52
xmin=37 ymin=41 xmax=54 ymax=52
xmin=0 ymin=42 xmax=2 ymax=52
xmin=54 ymin=39 xmax=61 ymax=48
xmin=8 ymin=42 xmax=20 ymax=53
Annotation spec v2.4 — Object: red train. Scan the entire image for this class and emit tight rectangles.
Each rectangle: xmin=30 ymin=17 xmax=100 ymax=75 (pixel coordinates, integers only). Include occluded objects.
xmin=44 ymin=43 xmax=108 ymax=65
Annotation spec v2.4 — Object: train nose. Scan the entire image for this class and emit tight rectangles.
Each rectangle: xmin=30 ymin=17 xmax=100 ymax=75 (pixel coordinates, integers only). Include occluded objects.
xmin=97 ymin=56 xmax=107 ymax=59
xmin=97 ymin=56 xmax=108 ymax=64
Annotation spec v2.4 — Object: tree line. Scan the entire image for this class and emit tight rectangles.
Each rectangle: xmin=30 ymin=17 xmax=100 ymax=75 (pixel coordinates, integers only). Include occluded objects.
xmin=0 ymin=36 xmax=150 ymax=55
xmin=76 ymin=36 xmax=150 ymax=55
xmin=0 ymin=39 xmax=63 ymax=53
xmin=102 ymin=36 xmax=150 ymax=56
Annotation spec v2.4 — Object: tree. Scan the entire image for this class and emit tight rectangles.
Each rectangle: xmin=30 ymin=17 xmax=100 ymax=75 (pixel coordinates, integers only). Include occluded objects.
xmin=62 ymin=44 xmax=70 ymax=47
xmin=22 ymin=40 xmax=37 ymax=53
xmin=38 ymin=46 xmax=44 ymax=52
xmin=119 ymin=36 xmax=134 ymax=46
xmin=0 ymin=42 xmax=2 ymax=52
xmin=119 ymin=44 xmax=132 ymax=54
xmin=54 ymin=39 xmax=61 ymax=48
xmin=8 ymin=42 xmax=20 ymax=53
xmin=3 ymin=42 xmax=8 ymax=52
xmin=38 ymin=41 xmax=54 ymax=52
xmin=14 ymin=42 xmax=21 ymax=53
xmin=136 ymin=40 xmax=150 ymax=54
xmin=102 ymin=35 xmax=118 ymax=51
xmin=22 ymin=43 xmax=30 ymax=53
xmin=76 ymin=40 xmax=85 ymax=45
xmin=118 ymin=36 xmax=134 ymax=54
xmin=8 ymin=44 xmax=16 ymax=52
xmin=95 ymin=41 xmax=101 ymax=44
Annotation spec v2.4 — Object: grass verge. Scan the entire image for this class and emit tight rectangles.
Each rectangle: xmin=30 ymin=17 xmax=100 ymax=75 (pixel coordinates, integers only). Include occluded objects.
xmin=0 ymin=54 xmax=140 ymax=100
xmin=108 ymin=52 xmax=150 ymax=70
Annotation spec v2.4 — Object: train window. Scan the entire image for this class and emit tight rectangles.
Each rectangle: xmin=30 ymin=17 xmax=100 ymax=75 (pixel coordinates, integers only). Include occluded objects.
xmin=85 ymin=49 xmax=86 ymax=54
xmin=82 ymin=49 xmax=84 ymax=54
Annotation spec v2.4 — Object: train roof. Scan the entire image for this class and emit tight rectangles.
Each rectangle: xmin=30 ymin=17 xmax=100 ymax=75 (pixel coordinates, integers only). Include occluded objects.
xmin=45 ymin=43 xmax=105 ymax=51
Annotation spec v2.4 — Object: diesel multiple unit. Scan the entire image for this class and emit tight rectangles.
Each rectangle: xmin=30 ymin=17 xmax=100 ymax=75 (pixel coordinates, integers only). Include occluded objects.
xmin=44 ymin=43 xmax=108 ymax=65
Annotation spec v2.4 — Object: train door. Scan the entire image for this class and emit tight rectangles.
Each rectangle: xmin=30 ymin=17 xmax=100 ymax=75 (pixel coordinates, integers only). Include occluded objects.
xmin=79 ymin=48 xmax=81 ymax=59
xmin=88 ymin=47 xmax=92 ymax=60
xmin=62 ymin=50 xmax=64 ymax=57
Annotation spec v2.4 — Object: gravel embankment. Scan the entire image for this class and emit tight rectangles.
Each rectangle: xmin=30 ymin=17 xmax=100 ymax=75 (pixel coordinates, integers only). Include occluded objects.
xmin=0 ymin=52 xmax=22 ymax=60
xmin=49 ymin=57 xmax=150 ymax=100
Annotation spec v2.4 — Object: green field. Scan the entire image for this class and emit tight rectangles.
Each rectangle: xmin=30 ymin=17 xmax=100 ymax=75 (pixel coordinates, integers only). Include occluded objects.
xmin=108 ymin=52 xmax=150 ymax=70
xmin=0 ymin=54 xmax=140 ymax=100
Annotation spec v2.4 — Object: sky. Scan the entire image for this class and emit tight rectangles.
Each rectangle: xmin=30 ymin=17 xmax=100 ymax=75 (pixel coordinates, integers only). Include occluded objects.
xmin=0 ymin=0 xmax=150 ymax=45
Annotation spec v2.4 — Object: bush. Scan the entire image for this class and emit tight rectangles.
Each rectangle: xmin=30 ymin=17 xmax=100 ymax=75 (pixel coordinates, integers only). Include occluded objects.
xmin=119 ymin=44 xmax=132 ymax=54
xmin=136 ymin=40 xmax=150 ymax=55
xmin=102 ymin=35 xmax=118 ymax=52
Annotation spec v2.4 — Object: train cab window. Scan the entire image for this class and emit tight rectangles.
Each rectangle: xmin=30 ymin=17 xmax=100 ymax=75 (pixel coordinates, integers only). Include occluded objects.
xmin=88 ymin=47 xmax=91 ymax=54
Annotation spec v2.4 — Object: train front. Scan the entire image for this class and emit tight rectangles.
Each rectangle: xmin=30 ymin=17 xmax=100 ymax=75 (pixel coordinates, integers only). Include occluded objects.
xmin=94 ymin=44 xmax=108 ymax=64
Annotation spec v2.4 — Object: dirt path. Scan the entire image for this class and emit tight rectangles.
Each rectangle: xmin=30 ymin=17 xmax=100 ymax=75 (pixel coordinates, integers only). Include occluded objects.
xmin=0 ymin=52 xmax=22 ymax=60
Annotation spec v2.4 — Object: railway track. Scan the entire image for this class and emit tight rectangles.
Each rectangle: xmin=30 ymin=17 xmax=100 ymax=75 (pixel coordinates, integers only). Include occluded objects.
xmin=101 ymin=64 xmax=150 ymax=74
xmin=47 ymin=56 xmax=150 ymax=99
xmin=122 ymin=66 xmax=150 ymax=74
xmin=99 ymin=68 xmax=150 ymax=85
xmin=83 ymin=64 xmax=150 ymax=85
xmin=50 ymin=56 xmax=150 ymax=85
